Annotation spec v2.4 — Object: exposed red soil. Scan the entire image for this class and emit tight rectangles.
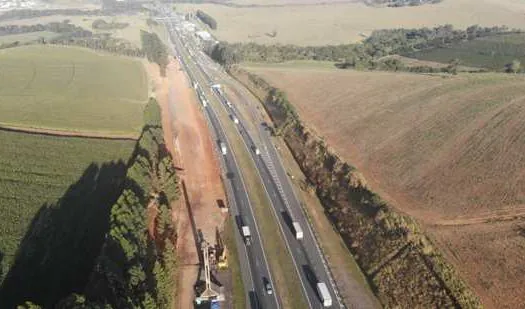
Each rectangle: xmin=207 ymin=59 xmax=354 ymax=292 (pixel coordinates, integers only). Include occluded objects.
xmin=149 ymin=60 xmax=227 ymax=309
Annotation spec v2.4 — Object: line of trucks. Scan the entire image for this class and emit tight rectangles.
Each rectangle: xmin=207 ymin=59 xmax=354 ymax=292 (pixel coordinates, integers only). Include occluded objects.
xmin=196 ymin=81 xmax=333 ymax=308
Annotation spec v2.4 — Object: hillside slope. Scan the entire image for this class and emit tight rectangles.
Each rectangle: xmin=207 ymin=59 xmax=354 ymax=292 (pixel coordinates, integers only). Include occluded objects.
xmin=243 ymin=66 xmax=525 ymax=308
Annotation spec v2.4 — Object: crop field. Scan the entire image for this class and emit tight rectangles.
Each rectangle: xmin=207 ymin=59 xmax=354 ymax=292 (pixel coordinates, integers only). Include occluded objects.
xmin=406 ymin=33 xmax=525 ymax=70
xmin=0 ymin=14 xmax=151 ymax=48
xmin=0 ymin=31 xmax=58 ymax=44
xmin=0 ymin=45 xmax=147 ymax=135
xmin=176 ymin=0 xmax=525 ymax=45
xmin=244 ymin=64 xmax=525 ymax=308
xmin=0 ymin=129 xmax=134 ymax=283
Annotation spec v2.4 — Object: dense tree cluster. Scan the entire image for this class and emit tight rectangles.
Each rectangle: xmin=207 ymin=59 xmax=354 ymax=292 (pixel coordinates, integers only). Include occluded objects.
xmin=92 ymin=19 xmax=129 ymax=30
xmin=141 ymin=30 xmax=169 ymax=76
xmin=40 ymin=99 xmax=178 ymax=309
xmin=209 ymin=24 xmax=515 ymax=71
xmin=50 ymin=34 xmax=145 ymax=57
xmin=196 ymin=10 xmax=217 ymax=30
xmin=0 ymin=20 xmax=87 ymax=36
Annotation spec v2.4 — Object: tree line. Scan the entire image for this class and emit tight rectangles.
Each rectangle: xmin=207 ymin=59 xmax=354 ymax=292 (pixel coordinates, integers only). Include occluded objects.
xmin=141 ymin=30 xmax=169 ymax=76
xmin=92 ymin=19 xmax=129 ymax=30
xmin=0 ymin=20 xmax=89 ymax=36
xmin=196 ymin=10 xmax=217 ymax=30
xmin=209 ymin=24 xmax=516 ymax=71
xmin=16 ymin=99 xmax=179 ymax=309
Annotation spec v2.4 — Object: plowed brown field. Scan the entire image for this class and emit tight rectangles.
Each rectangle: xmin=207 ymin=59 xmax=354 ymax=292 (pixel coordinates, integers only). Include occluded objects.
xmin=246 ymin=66 xmax=525 ymax=308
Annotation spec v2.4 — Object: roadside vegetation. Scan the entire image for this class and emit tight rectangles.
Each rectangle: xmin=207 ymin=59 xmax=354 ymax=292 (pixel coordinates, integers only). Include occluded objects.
xmin=231 ymin=67 xmax=483 ymax=308
xmin=0 ymin=45 xmax=146 ymax=135
xmin=0 ymin=99 xmax=180 ymax=308
xmin=196 ymin=10 xmax=217 ymax=30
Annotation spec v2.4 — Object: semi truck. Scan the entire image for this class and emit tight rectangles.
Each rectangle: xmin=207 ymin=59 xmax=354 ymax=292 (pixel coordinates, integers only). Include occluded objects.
xmin=317 ymin=282 xmax=332 ymax=307
xmin=220 ymin=142 xmax=227 ymax=155
xmin=292 ymin=221 xmax=303 ymax=240
xmin=242 ymin=226 xmax=251 ymax=245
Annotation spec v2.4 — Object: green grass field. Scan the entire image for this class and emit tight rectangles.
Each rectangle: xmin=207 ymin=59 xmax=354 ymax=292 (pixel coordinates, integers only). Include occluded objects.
xmin=0 ymin=31 xmax=58 ymax=44
xmin=405 ymin=33 xmax=525 ymax=70
xmin=0 ymin=45 xmax=147 ymax=135
xmin=0 ymin=130 xmax=134 ymax=283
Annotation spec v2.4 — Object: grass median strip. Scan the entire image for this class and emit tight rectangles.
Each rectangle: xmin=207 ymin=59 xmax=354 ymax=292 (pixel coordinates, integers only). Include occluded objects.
xmin=209 ymin=92 xmax=307 ymax=309
xmin=223 ymin=216 xmax=247 ymax=309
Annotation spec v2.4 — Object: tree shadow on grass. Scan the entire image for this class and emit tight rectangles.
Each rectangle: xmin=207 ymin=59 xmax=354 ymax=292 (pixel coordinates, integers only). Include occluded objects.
xmin=0 ymin=161 xmax=128 ymax=308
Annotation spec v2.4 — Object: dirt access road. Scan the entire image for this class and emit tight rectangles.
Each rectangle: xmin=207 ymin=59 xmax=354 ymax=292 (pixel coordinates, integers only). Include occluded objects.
xmin=148 ymin=60 xmax=227 ymax=309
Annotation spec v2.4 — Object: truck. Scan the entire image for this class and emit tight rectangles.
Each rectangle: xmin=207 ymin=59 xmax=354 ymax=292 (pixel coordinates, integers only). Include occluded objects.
xmin=231 ymin=115 xmax=239 ymax=124
xmin=316 ymin=282 xmax=332 ymax=307
xmin=220 ymin=142 xmax=227 ymax=155
xmin=254 ymin=147 xmax=260 ymax=155
xmin=226 ymin=101 xmax=233 ymax=108
xmin=242 ymin=226 xmax=251 ymax=245
xmin=292 ymin=221 xmax=303 ymax=240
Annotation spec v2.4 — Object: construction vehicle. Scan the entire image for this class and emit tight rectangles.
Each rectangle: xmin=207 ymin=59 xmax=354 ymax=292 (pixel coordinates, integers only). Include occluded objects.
xmin=317 ymin=282 xmax=332 ymax=307
xmin=242 ymin=225 xmax=251 ymax=246
xmin=216 ymin=228 xmax=228 ymax=270
xmin=292 ymin=222 xmax=304 ymax=240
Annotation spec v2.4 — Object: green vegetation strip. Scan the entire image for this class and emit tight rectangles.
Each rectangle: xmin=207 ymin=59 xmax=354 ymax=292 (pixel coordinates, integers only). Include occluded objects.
xmin=223 ymin=216 xmax=247 ymax=309
xmin=209 ymin=90 xmax=307 ymax=309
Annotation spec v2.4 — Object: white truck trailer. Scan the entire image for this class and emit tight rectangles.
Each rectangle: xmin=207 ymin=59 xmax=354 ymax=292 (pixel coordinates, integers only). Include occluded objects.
xmin=317 ymin=282 xmax=332 ymax=307
xmin=292 ymin=222 xmax=303 ymax=240
xmin=220 ymin=142 xmax=227 ymax=155
xmin=242 ymin=226 xmax=251 ymax=245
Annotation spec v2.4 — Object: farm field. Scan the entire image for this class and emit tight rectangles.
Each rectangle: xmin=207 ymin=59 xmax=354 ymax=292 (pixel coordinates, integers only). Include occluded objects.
xmin=0 ymin=31 xmax=58 ymax=44
xmin=0 ymin=129 xmax=134 ymax=284
xmin=0 ymin=45 xmax=147 ymax=135
xmin=244 ymin=64 xmax=525 ymax=308
xmin=0 ymin=14 xmax=152 ymax=48
xmin=406 ymin=33 xmax=525 ymax=70
xmin=176 ymin=0 xmax=525 ymax=45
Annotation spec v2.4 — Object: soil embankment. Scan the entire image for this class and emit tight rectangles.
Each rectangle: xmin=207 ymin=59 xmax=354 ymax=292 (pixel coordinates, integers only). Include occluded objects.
xmin=232 ymin=67 xmax=482 ymax=309
xmin=149 ymin=60 xmax=228 ymax=309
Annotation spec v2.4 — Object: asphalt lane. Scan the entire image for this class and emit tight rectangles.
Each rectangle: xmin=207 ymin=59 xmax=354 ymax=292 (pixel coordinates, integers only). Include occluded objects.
xmin=159 ymin=12 xmax=281 ymax=309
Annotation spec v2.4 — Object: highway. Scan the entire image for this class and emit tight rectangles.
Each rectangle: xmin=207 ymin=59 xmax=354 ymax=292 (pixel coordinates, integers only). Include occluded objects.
xmin=156 ymin=5 xmax=345 ymax=309
xmin=157 ymin=8 xmax=281 ymax=309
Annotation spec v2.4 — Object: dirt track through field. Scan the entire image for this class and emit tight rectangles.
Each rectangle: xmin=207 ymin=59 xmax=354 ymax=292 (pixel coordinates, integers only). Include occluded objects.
xmin=150 ymin=60 xmax=227 ymax=309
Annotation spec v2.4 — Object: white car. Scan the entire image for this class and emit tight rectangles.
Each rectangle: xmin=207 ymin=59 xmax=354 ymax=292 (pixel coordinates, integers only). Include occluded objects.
xmin=265 ymin=282 xmax=273 ymax=295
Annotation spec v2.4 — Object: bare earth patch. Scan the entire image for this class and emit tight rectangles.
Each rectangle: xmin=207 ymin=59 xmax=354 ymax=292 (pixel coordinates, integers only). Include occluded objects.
xmin=149 ymin=60 xmax=227 ymax=309
xmin=246 ymin=66 xmax=525 ymax=308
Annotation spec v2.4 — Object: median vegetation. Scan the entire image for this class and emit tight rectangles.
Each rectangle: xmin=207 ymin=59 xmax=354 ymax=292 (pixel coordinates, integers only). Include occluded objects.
xmin=232 ymin=68 xmax=482 ymax=309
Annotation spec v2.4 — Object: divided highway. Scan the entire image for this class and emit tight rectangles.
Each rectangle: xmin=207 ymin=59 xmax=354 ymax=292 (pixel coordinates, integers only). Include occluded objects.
xmin=159 ymin=11 xmax=280 ymax=309
xmin=157 ymin=6 xmax=347 ymax=309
